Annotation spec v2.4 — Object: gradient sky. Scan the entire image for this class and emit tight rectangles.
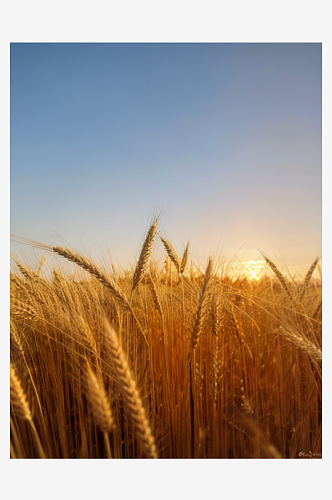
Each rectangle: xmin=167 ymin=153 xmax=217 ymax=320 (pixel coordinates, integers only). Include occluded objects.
xmin=10 ymin=43 xmax=322 ymax=276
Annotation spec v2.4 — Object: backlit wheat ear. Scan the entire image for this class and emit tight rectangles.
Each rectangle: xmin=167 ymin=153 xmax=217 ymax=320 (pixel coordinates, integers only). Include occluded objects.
xmin=132 ymin=219 xmax=157 ymax=294
xmin=299 ymin=257 xmax=319 ymax=301
xmin=159 ymin=235 xmax=181 ymax=273
xmin=191 ymin=257 xmax=213 ymax=349
xmin=262 ymin=254 xmax=295 ymax=303
xmin=53 ymin=246 xmax=130 ymax=309
xmin=103 ymin=320 xmax=158 ymax=459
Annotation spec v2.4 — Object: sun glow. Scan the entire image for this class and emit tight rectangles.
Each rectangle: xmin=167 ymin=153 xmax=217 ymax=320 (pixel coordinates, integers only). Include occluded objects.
xmin=250 ymin=268 xmax=257 ymax=279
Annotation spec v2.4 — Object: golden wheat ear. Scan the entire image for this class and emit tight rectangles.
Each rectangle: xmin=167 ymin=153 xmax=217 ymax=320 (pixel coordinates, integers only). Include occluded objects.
xmin=180 ymin=241 xmax=190 ymax=276
xmin=84 ymin=360 xmax=114 ymax=434
xmin=53 ymin=246 xmax=130 ymax=309
xmin=131 ymin=219 xmax=157 ymax=295
xmin=159 ymin=234 xmax=181 ymax=273
xmin=10 ymin=363 xmax=33 ymax=422
xmin=261 ymin=253 xmax=295 ymax=303
xmin=83 ymin=360 xmax=114 ymax=458
xmin=299 ymin=257 xmax=320 ymax=301
xmin=148 ymin=272 xmax=163 ymax=317
xmin=10 ymin=363 xmax=46 ymax=458
xmin=102 ymin=319 xmax=158 ymax=459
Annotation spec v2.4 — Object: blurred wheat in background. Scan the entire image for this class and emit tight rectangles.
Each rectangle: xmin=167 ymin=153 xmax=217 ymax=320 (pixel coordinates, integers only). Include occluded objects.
xmin=10 ymin=220 xmax=322 ymax=458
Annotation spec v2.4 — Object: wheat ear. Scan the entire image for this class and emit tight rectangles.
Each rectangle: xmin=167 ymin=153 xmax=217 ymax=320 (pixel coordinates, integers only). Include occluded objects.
xmin=159 ymin=235 xmax=181 ymax=273
xmin=277 ymin=325 xmax=322 ymax=362
xmin=84 ymin=361 xmax=114 ymax=457
xmin=10 ymin=363 xmax=32 ymax=422
xmin=131 ymin=219 xmax=157 ymax=294
xmin=53 ymin=246 xmax=130 ymax=309
xmin=103 ymin=320 xmax=158 ymax=458
xmin=11 ymin=254 xmax=40 ymax=283
xmin=10 ymin=363 xmax=46 ymax=458
xmin=148 ymin=273 xmax=163 ymax=317
xmin=180 ymin=241 xmax=190 ymax=276
xmin=84 ymin=361 xmax=114 ymax=434
xmin=262 ymin=254 xmax=295 ymax=303
xmin=313 ymin=300 xmax=322 ymax=320
xmin=211 ymin=296 xmax=220 ymax=337
xmin=299 ymin=257 xmax=319 ymax=301
xmin=53 ymin=247 xmax=151 ymax=343
xmin=37 ymin=255 xmax=45 ymax=276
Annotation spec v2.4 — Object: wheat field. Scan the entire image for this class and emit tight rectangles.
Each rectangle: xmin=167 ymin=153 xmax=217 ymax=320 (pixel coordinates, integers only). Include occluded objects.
xmin=10 ymin=220 xmax=322 ymax=459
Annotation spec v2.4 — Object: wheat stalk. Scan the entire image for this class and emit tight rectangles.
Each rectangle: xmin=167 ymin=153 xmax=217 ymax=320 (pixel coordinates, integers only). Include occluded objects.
xmin=210 ymin=297 xmax=222 ymax=402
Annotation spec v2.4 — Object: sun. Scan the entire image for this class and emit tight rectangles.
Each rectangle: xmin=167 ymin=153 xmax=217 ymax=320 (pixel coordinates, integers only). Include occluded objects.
xmin=244 ymin=260 xmax=264 ymax=280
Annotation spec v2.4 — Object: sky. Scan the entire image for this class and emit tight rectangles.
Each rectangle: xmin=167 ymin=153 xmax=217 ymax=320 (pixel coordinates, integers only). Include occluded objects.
xmin=10 ymin=42 xmax=322 ymax=277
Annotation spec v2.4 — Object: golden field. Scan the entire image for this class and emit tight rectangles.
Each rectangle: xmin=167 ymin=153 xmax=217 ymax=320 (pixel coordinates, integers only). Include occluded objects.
xmin=10 ymin=221 xmax=322 ymax=458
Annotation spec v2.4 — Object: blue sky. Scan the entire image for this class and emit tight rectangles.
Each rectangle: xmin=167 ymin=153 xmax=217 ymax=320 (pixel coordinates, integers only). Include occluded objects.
xmin=10 ymin=42 xmax=322 ymax=275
